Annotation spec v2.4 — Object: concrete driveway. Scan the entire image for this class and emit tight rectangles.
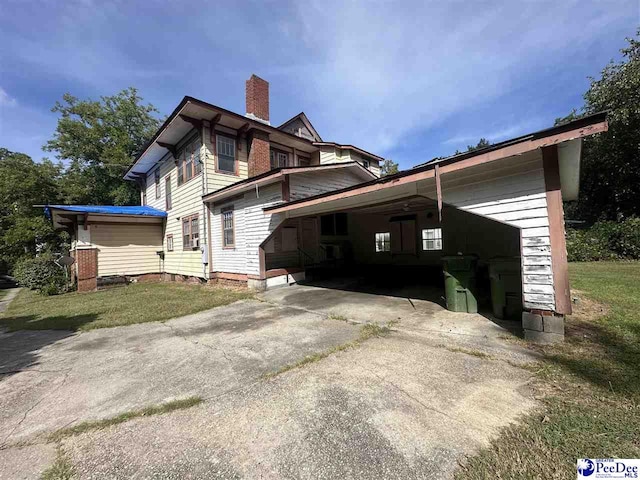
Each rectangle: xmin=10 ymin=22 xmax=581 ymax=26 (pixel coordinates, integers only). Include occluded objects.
xmin=0 ymin=284 xmax=538 ymax=479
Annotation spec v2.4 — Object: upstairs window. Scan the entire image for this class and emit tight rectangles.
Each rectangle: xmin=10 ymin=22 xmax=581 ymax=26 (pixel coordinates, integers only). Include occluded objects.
xmin=270 ymin=149 xmax=288 ymax=169
xmin=177 ymin=139 xmax=201 ymax=186
xmin=155 ymin=169 xmax=161 ymax=199
xmin=182 ymin=214 xmax=199 ymax=250
xmin=165 ymin=176 xmax=172 ymax=210
xmin=297 ymin=155 xmax=311 ymax=167
xmin=375 ymin=232 xmax=391 ymax=252
xmin=422 ymin=228 xmax=442 ymax=251
xmin=222 ymin=208 xmax=235 ymax=248
xmin=362 ymin=160 xmax=370 ymax=170
xmin=217 ymin=135 xmax=236 ymax=174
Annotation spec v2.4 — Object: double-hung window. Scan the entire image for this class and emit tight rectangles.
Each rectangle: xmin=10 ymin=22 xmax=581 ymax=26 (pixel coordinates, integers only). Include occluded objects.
xmin=375 ymin=232 xmax=391 ymax=252
xmin=422 ymin=228 xmax=442 ymax=251
xmin=217 ymin=135 xmax=236 ymax=174
xmin=222 ymin=208 xmax=234 ymax=248
xmin=182 ymin=214 xmax=199 ymax=250
xmin=270 ymin=149 xmax=288 ymax=169
xmin=155 ymin=169 xmax=161 ymax=199
xmin=177 ymin=140 xmax=201 ymax=186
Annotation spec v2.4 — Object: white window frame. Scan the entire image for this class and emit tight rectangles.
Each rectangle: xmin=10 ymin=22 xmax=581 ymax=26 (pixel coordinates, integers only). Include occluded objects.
xmin=422 ymin=228 xmax=443 ymax=251
xmin=216 ymin=135 xmax=236 ymax=174
xmin=362 ymin=160 xmax=370 ymax=170
xmin=375 ymin=232 xmax=391 ymax=252
xmin=222 ymin=208 xmax=234 ymax=248
xmin=270 ymin=149 xmax=288 ymax=169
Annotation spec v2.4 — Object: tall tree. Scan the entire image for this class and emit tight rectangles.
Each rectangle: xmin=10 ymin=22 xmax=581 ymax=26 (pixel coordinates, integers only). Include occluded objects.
xmin=45 ymin=88 xmax=161 ymax=206
xmin=455 ymin=138 xmax=491 ymax=155
xmin=380 ymin=158 xmax=400 ymax=176
xmin=0 ymin=149 xmax=63 ymax=268
xmin=561 ymin=31 xmax=640 ymax=222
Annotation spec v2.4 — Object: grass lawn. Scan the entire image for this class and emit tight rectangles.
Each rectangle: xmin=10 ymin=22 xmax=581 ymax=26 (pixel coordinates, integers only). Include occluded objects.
xmin=0 ymin=289 xmax=8 ymax=300
xmin=456 ymin=261 xmax=640 ymax=479
xmin=0 ymin=282 xmax=252 ymax=331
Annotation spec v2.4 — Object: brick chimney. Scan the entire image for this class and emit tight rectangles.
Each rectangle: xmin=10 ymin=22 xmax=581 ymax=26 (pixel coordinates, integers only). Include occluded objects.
xmin=246 ymin=74 xmax=271 ymax=176
xmin=245 ymin=74 xmax=270 ymax=124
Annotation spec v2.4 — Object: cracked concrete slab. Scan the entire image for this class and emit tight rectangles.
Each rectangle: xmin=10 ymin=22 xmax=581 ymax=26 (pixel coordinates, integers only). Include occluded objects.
xmin=0 ymin=284 xmax=538 ymax=479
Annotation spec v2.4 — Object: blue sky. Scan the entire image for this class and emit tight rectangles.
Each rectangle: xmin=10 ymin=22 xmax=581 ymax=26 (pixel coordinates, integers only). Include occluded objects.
xmin=0 ymin=0 xmax=637 ymax=170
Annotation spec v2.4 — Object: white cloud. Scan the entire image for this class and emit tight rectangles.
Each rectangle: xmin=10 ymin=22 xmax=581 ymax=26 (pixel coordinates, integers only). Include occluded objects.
xmin=286 ymin=0 xmax=629 ymax=156
xmin=0 ymin=87 xmax=17 ymax=107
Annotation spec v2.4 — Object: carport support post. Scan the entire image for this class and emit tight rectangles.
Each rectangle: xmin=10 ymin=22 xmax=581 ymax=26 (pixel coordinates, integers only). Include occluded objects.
xmin=522 ymin=145 xmax=569 ymax=343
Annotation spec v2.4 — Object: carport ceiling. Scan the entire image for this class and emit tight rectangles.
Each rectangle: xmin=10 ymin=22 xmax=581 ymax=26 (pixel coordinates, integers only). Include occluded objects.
xmin=345 ymin=195 xmax=436 ymax=216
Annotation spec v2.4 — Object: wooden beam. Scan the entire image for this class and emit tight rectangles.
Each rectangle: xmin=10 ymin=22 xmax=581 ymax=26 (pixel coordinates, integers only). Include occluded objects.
xmin=237 ymin=123 xmax=250 ymax=151
xmin=179 ymin=114 xmax=203 ymax=129
xmin=210 ymin=113 xmax=222 ymax=126
xmin=156 ymin=141 xmax=177 ymax=159
xmin=435 ymin=164 xmax=443 ymax=222
xmin=83 ymin=212 xmax=89 ymax=230
xmin=542 ymin=145 xmax=572 ymax=315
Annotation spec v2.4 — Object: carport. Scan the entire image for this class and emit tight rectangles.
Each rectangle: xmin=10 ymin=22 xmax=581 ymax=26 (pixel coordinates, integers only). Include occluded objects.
xmin=260 ymin=113 xmax=609 ymax=342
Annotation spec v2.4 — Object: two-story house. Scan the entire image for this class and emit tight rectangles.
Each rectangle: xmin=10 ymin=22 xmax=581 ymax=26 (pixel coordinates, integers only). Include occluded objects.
xmin=45 ymin=74 xmax=608 ymax=343
xmin=47 ymin=75 xmax=381 ymax=291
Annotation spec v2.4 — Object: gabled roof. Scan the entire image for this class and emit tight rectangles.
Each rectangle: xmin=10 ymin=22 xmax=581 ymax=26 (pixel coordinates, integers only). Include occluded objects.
xmin=277 ymin=112 xmax=322 ymax=142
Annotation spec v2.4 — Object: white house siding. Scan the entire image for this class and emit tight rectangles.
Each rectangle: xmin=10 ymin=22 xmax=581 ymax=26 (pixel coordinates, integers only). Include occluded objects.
xmin=211 ymin=183 xmax=283 ymax=276
xmin=289 ymin=169 xmax=366 ymax=201
xmin=90 ymin=223 xmax=163 ymax=277
xmin=432 ymin=150 xmax=555 ymax=311
xmin=143 ymin=132 xmax=207 ymax=278
xmin=350 ymin=151 xmax=381 ymax=177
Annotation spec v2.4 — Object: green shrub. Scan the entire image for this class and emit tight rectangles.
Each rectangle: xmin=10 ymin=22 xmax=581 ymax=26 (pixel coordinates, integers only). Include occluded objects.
xmin=12 ymin=254 xmax=68 ymax=295
xmin=566 ymin=217 xmax=640 ymax=262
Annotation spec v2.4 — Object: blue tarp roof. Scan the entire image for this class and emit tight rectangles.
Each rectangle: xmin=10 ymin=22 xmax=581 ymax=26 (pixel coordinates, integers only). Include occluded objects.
xmin=44 ymin=205 xmax=167 ymax=219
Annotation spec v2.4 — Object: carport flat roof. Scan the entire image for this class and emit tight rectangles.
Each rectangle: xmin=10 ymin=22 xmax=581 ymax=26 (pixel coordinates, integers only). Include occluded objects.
xmin=264 ymin=112 xmax=608 ymax=215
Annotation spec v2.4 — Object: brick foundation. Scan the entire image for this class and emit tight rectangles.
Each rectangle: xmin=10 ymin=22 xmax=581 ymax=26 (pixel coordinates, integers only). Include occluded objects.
xmin=75 ymin=248 xmax=98 ymax=292
xmin=522 ymin=310 xmax=564 ymax=343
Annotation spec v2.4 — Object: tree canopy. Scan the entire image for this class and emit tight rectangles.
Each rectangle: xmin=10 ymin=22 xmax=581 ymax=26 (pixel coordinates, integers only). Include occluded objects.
xmin=455 ymin=138 xmax=491 ymax=155
xmin=0 ymin=149 xmax=64 ymax=268
xmin=560 ymin=30 xmax=640 ymax=223
xmin=380 ymin=158 xmax=399 ymax=176
xmin=45 ymin=87 xmax=161 ymax=206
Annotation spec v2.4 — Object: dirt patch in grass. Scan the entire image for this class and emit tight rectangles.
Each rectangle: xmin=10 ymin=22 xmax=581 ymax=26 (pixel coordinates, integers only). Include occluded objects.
xmin=0 ymin=283 xmax=252 ymax=331
xmin=263 ymin=322 xmax=395 ymax=379
xmin=48 ymin=397 xmax=203 ymax=442
xmin=456 ymin=262 xmax=640 ymax=480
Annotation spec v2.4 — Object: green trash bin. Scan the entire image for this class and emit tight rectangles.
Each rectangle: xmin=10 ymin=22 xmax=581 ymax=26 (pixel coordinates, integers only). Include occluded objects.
xmin=442 ymin=255 xmax=478 ymax=313
xmin=489 ymin=257 xmax=523 ymax=319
